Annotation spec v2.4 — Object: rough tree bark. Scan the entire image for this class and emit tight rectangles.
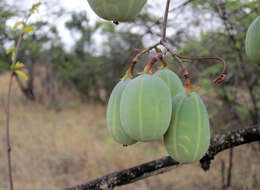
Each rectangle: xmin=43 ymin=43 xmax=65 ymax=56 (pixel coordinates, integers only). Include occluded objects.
xmin=66 ymin=125 xmax=260 ymax=190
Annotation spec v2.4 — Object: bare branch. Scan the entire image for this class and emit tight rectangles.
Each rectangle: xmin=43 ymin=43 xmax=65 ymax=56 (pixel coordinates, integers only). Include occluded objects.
xmin=169 ymin=0 xmax=194 ymax=12
xmin=161 ymin=0 xmax=171 ymax=42
xmin=66 ymin=125 xmax=260 ymax=190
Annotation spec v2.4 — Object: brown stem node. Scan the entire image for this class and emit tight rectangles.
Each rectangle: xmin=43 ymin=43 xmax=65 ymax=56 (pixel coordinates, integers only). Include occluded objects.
xmin=214 ymin=74 xmax=226 ymax=84
xmin=122 ymin=60 xmax=137 ymax=80
xmin=183 ymin=68 xmax=192 ymax=96
xmin=155 ymin=48 xmax=168 ymax=69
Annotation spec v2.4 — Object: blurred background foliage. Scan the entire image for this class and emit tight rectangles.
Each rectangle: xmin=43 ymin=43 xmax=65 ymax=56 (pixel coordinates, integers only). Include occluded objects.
xmin=1 ymin=0 xmax=258 ymax=127
xmin=0 ymin=0 xmax=260 ymax=189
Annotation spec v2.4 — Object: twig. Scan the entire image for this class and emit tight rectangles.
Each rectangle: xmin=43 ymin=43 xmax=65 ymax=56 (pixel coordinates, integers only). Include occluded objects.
xmin=5 ymin=8 xmax=34 ymax=190
xmin=5 ymin=26 xmax=26 ymax=190
xmin=122 ymin=42 xmax=160 ymax=79
xmin=169 ymin=0 xmax=194 ymax=12
xmin=161 ymin=0 xmax=171 ymax=42
xmin=160 ymin=40 xmax=185 ymax=70
xmin=65 ymin=125 xmax=260 ymax=190
xmin=176 ymin=54 xmax=227 ymax=77
xmin=226 ymin=148 xmax=233 ymax=187
xmin=6 ymin=73 xmax=14 ymax=190
xmin=161 ymin=40 xmax=227 ymax=84
xmin=155 ymin=47 xmax=168 ymax=68
xmin=124 ymin=0 xmax=172 ymax=77
xmin=143 ymin=53 xmax=165 ymax=73
xmin=220 ymin=159 xmax=226 ymax=190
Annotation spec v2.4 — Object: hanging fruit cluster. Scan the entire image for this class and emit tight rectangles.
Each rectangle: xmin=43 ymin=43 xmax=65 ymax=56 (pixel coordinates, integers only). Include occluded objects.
xmin=87 ymin=0 xmax=147 ymax=23
xmin=87 ymin=0 xmax=227 ymax=164
xmin=106 ymin=52 xmax=211 ymax=164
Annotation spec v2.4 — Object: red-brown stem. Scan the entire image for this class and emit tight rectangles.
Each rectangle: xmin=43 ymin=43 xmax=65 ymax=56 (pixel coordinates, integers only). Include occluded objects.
xmin=126 ymin=0 xmax=172 ymax=75
xmin=176 ymin=54 xmax=227 ymax=75
xmin=160 ymin=41 xmax=185 ymax=70
xmin=155 ymin=48 xmax=168 ymax=68
xmin=122 ymin=60 xmax=138 ymax=80
xmin=183 ymin=68 xmax=192 ymax=96
xmin=144 ymin=53 xmax=163 ymax=73
xmin=123 ymin=42 xmax=160 ymax=79
xmin=6 ymin=72 xmax=14 ymax=190
xmin=133 ymin=48 xmax=145 ymax=52
xmin=129 ymin=61 xmax=137 ymax=76
xmin=5 ymin=32 xmax=25 ymax=190
xmin=161 ymin=39 xmax=227 ymax=84
xmin=5 ymin=10 xmax=32 ymax=190
xmin=176 ymin=54 xmax=227 ymax=83
xmin=161 ymin=0 xmax=171 ymax=42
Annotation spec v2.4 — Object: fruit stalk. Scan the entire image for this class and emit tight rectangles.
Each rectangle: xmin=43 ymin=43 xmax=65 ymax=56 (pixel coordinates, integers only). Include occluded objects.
xmin=183 ymin=68 xmax=192 ymax=96
xmin=122 ymin=60 xmax=137 ymax=80
xmin=143 ymin=53 xmax=163 ymax=73
xmin=122 ymin=42 xmax=161 ymax=79
xmin=155 ymin=47 xmax=168 ymax=69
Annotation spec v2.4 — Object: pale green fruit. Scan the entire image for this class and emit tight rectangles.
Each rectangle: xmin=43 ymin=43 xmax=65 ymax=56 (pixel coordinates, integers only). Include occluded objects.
xmin=154 ymin=67 xmax=185 ymax=98
xmin=245 ymin=16 xmax=260 ymax=65
xmin=120 ymin=74 xmax=172 ymax=141
xmin=106 ymin=79 xmax=137 ymax=145
xmin=164 ymin=92 xmax=210 ymax=163
xmin=87 ymin=0 xmax=147 ymax=22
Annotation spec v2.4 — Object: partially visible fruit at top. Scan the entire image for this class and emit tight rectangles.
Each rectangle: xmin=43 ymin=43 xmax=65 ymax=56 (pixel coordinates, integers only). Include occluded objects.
xmin=245 ymin=16 xmax=260 ymax=65
xmin=87 ymin=0 xmax=147 ymax=22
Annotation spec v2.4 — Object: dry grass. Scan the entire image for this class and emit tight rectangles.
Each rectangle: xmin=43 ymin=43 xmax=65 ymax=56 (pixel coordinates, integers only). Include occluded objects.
xmin=0 ymin=73 xmax=260 ymax=190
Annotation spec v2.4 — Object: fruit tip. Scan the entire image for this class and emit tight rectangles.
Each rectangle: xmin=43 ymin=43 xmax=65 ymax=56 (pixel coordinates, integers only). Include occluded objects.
xmin=113 ymin=21 xmax=119 ymax=25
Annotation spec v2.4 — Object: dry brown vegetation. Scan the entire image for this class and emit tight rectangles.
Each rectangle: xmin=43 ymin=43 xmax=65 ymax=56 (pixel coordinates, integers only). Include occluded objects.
xmin=0 ymin=73 xmax=260 ymax=190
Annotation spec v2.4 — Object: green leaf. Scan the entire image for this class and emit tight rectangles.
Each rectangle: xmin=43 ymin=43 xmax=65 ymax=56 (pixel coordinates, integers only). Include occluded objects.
xmin=13 ymin=21 xmax=24 ymax=29
xmin=15 ymin=70 xmax=28 ymax=81
xmin=6 ymin=47 xmax=15 ymax=54
xmin=22 ymin=26 xmax=35 ymax=33
xmin=32 ymin=2 xmax=41 ymax=8
xmin=31 ymin=2 xmax=41 ymax=14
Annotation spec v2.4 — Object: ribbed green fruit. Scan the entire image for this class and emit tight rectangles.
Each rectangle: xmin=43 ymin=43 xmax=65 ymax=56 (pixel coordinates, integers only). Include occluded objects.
xmin=87 ymin=0 xmax=147 ymax=22
xmin=120 ymin=74 xmax=172 ymax=141
xmin=164 ymin=92 xmax=210 ymax=163
xmin=245 ymin=16 xmax=260 ymax=65
xmin=154 ymin=67 xmax=185 ymax=99
xmin=106 ymin=79 xmax=137 ymax=145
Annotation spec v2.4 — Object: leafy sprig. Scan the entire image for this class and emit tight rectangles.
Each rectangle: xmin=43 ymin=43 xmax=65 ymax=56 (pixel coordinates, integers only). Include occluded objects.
xmin=5 ymin=2 xmax=41 ymax=190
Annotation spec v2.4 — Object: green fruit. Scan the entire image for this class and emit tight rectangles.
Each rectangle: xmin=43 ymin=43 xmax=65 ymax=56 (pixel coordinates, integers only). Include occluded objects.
xmin=120 ymin=74 xmax=172 ymax=141
xmin=154 ymin=67 xmax=185 ymax=99
xmin=106 ymin=79 xmax=137 ymax=145
xmin=87 ymin=0 xmax=147 ymax=22
xmin=164 ymin=92 xmax=210 ymax=163
xmin=245 ymin=16 xmax=260 ymax=64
